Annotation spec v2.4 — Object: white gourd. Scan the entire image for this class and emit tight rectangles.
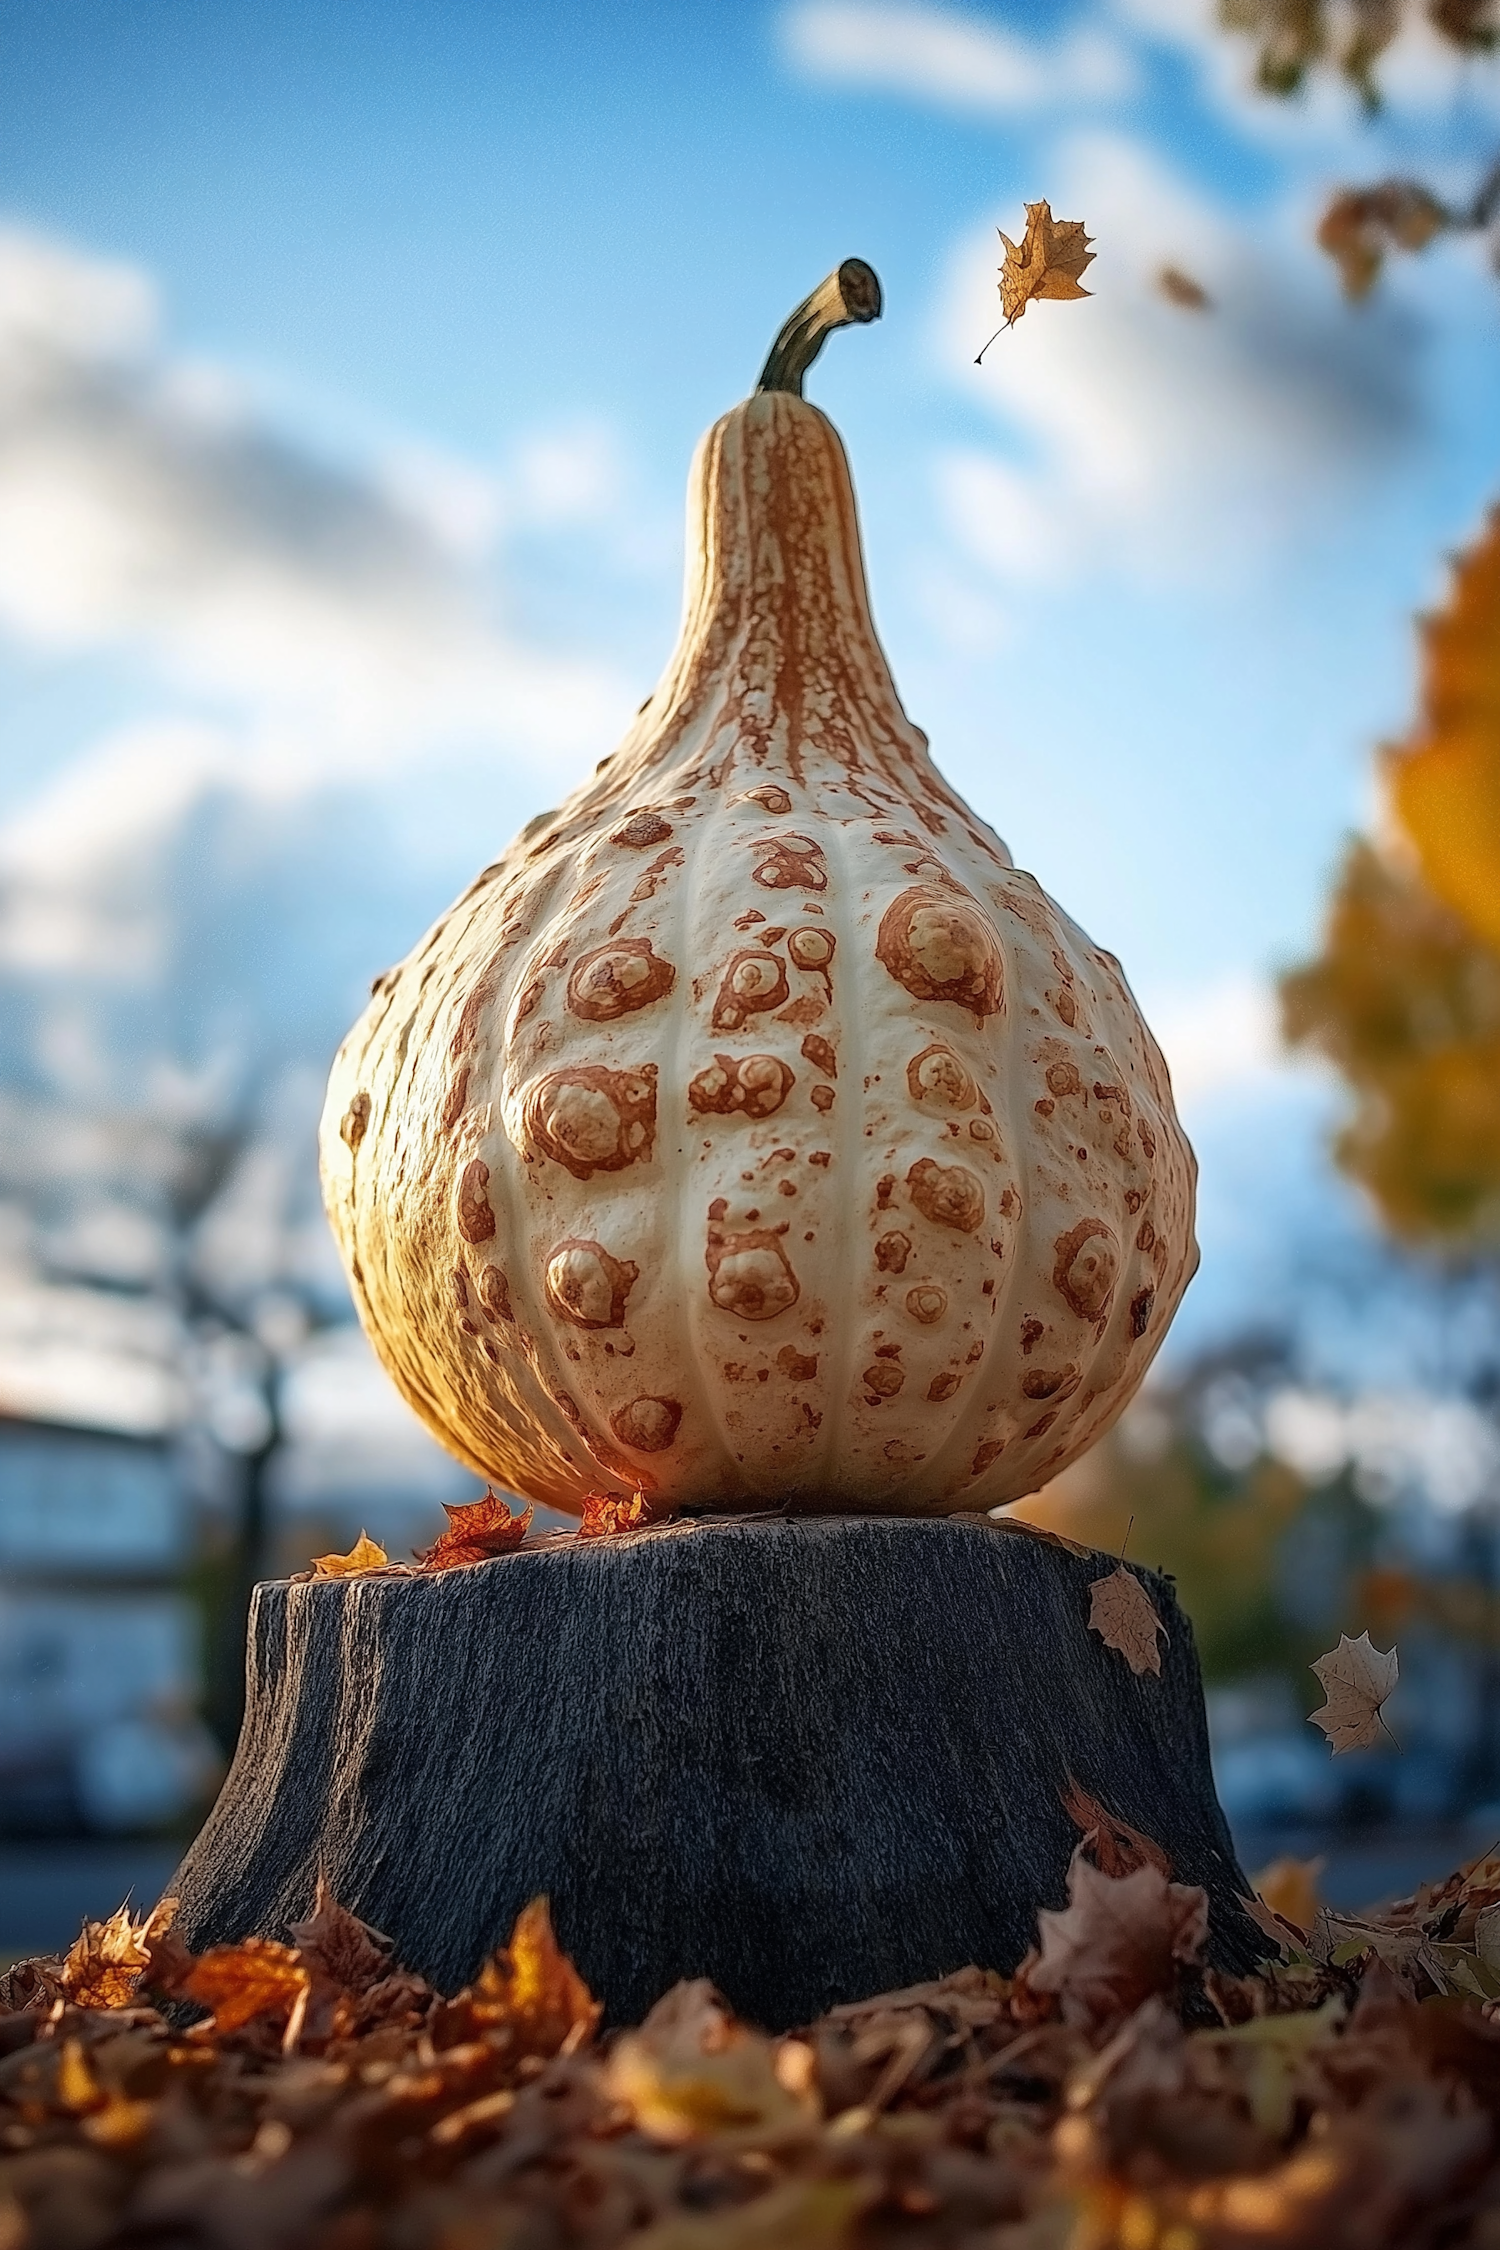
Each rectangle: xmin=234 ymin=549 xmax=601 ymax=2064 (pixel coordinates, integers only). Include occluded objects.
xmin=320 ymin=263 xmax=1197 ymax=1519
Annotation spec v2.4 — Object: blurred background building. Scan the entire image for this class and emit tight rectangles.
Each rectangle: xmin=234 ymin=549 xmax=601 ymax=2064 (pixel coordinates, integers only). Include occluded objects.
xmin=3 ymin=0 xmax=1500 ymax=1948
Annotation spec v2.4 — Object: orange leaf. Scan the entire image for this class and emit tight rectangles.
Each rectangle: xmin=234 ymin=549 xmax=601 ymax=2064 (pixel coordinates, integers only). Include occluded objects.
xmin=1060 ymin=1776 xmax=1172 ymax=1878
xmin=1086 ymin=1565 xmax=1166 ymax=1676
xmin=461 ymin=1897 xmax=599 ymax=2060
xmin=1388 ymin=507 xmax=1500 ymax=953
xmin=415 ymin=1491 xmax=533 ymax=1572
xmin=997 ymin=201 xmax=1095 ymax=327
xmin=59 ymin=1899 xmax=173 ymax=2010
xmin=311 ymin=1530 xmax=389 ymax=1578
xmin=182 ymin=1937 xmax=309 ymax=2033
xmin=578 ymin=1490 xmax=652 ymax=1541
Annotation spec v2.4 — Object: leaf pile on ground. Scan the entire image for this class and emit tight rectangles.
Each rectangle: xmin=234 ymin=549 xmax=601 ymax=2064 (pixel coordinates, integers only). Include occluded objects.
xmin=7 ymin=1839 xmax=1500 ymax=2248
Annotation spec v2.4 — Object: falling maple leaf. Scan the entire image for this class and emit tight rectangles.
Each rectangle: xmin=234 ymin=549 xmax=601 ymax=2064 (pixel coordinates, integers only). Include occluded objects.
xmin=180 ymin=1936 xmax=310 ymax=2035
xmin=578 ymin=1490 xmax=653 ymax=1540
xmin=310 ymin=1529 xmax=389 ymax=1578
xmin=1309 ymin=1631 xmax=1399 ymax=1753
xmin=415 ymin=1490 xmax=533 ymax=1571
xmin=1086 ymin=1564 xmax=1166 ymax=1676
xmin=606 ymin=1978 xmax=817 ymax=2146
xmin=1157 ymin=264 xmax=1212 ymax=309
xmin=997 ymin=201 xmax=1095 ymax=327
xmin=1026 ymin=1850 xmax=1208 ymax=2027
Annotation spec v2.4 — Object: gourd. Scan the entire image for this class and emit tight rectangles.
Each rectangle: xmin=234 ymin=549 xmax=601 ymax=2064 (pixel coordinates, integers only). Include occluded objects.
xmin=319 ymin=262 xmax=1197 ymax=1519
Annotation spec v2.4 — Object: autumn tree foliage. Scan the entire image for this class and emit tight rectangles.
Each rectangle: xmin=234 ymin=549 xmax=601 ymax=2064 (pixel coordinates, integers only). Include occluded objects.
xmin=1222 ymin=0 xmax=1500 ymax=293
xmin=1283 ymin=512 xmax=1500 ymax=1245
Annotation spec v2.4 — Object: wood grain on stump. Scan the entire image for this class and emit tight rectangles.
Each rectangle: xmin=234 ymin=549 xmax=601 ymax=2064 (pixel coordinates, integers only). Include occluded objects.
xmin=168 ymin=1514 xmax=1261 ymax=2030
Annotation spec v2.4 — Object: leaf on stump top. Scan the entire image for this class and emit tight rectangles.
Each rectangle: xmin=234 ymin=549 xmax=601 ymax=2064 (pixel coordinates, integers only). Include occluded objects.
xmin=998 ymin=201 xmax=1095 ymax=327
xmin=415 ymin=1491 xmax=533 ymax=1572
xmin=578 ymin=1490 xmax=652 ymax=1541
xmin=310 ymin=1530 xmax=389 ymax=1578
xmin=1309 ymin=1631 xmax=1398 ymax=1753
xmin=1087 ymin=1564 xmax=1166 ymax=1676
xmin=1027 ymin=1849 xmax=1209 ymax=2027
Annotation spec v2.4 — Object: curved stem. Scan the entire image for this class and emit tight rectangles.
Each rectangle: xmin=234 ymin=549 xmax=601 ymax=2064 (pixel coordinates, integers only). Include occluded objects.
xmin=756 ymin=259 xmax=882 ymax=397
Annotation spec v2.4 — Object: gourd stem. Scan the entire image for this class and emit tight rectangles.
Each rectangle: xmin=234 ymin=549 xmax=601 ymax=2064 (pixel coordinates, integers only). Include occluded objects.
xmin=756 ymin=259 xmax=882 ymax=397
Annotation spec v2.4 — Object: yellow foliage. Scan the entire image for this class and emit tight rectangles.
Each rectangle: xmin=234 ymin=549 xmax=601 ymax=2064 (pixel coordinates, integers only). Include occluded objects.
xmin=1281 ymin=839 xmax=1500 ymax=1242
xmin=1387 ymin=506 xmax=1500 ymax=952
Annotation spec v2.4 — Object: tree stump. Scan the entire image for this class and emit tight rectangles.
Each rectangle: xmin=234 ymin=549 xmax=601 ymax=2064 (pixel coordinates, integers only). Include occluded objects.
xmin=168 ymin=1515 xmax=1261 ymax=2029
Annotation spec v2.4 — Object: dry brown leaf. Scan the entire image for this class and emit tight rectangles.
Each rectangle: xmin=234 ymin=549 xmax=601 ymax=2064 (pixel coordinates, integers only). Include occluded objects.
xmin=415 ymin=1490 xmax=533 ymax=1571
xmin=462 ymin=1896 xmax=599 ymax=2059
xmin=181 ymin=1937 xmax=309 ymax=2034
xmin=287 ymin=1876 xmax=393 ymax=1993
xmin=58 ymin=1899 xmax=173 ymax=2010
xmin=1157 ymin=264 xmax=1212 ymax=309
xmin=1060 ymin=1776 xmax=1172 ymax=1877
xmin=1086 ymin=1565 xmax=1166 ymax=1676
xmin=606 ymin=1978 xmax=817 ymax=2145
xmin=1309 ymin=1631 xmax=1399 ymax=1752
xmin=578 ymin=1490 xmax=653 ymax=1540
xmin=1317 ymin=179 xmax=1449 ymax=298
xmin=310 ymin=1529 xmax=389 ymax=1578
xmin=997 ymin=202 xmax=1096 ymax=327
xmin=1027 ymin=1849 xmax=1208 ymax=2026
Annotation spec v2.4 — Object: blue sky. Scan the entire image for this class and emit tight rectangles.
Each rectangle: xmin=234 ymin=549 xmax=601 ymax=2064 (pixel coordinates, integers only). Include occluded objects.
xmin=3 ymin=0 xmax=1500 ymax=1373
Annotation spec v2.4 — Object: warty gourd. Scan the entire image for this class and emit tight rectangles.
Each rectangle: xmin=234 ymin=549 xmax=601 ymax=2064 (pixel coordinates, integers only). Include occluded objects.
xmin=320 ymin=261 xmax=1198 ymax=1519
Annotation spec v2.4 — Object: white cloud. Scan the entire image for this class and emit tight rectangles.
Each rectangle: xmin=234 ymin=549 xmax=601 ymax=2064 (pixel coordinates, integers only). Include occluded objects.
xmin=782 ymin=0 xmax=1134 ymax=115
xmin=1144 ymin=971 xmax=1281 ymax=1104
xmin=0 ymin=226 xmax=629 ymax=770
xmin=936 ymin=133 xmax=1425 ymax=583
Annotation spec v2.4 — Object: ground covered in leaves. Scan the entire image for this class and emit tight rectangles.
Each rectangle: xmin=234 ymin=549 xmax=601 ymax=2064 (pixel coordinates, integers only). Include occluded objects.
xmin=6 ymin=1838 xmax=1500 ymax=2250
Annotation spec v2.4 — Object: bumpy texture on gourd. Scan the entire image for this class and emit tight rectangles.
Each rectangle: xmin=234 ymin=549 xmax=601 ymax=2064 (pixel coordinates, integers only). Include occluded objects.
xmin=320 ymin=383 xmax=1197 ymax=1517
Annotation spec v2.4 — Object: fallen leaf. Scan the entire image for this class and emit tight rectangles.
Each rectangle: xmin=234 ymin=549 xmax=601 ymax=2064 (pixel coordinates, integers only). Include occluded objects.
xmin=1157 ymin=264 xmax=1211 ymax=309
xmin=1252 ymin=1855 xmax=1324 ymax=1940
xmin=606 ymin=1978 xmax=817 ymax=2145
xmin=1239 ymin=1891 xmax=1300 ymax=1959
xmin=1086 ymin=1566 xmax=1166 ymax=1676
xmin=181 ymin=1938 xmax=309 ymax=2034
xmin=310 ymin=1530 xmax=389 ymax=1578
xmin=1060 ymin=1776 xmax=1172 ymax=1878
xmin=578 ymin=1490 xmax=652 ymax=1540
xmin=1308 ymin=1631 xmax=1398 ymax=1752
xmin=415 ymin=1490 xmax=533 ymax=1571
xmin=58 ymin=1901 xmax=168 ymax=2010
xmin=998 ymin=202 xmax=1095 ymax=327
xmin=461 ymin=1896 xmax=599 ymax=2059
xmin=1026 ymin=1850 xmax=1208 ymax=2027
xmin=287 ymin=1876 xmax=392 ymax=1994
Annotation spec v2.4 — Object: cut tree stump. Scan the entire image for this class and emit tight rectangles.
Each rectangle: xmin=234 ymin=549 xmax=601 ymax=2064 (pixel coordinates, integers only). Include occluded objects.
xmin=168 ymin=1514 xmax=1262 ymax=2029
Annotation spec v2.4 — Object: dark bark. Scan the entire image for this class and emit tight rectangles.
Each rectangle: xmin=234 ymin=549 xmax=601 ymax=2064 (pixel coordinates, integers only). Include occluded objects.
xmin=168 ymin=1513 xmax=1261 ymax=2030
